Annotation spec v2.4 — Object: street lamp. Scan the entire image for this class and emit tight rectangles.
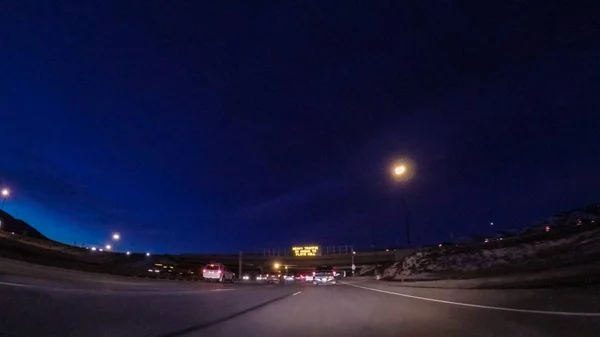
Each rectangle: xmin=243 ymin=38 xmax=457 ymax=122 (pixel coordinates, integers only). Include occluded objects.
xmin=146 ymin=252 xmax=150 ymax=257
xmin=274 ymin=263 xmax=280 ymax=269
xmin=394 ymin=165 xmax=406 ymax=176
xmin=105 ymin=244 xmax=112 ymax=250
xmin=112 ymin=233 xmax=120 ymax=240
xmin=391 ymin=160 xmax=414 ymax=247
xmin=1 ymin=188 xmax=9 ymax=210
xmin=351 ymin=251 xmax=356 ymax=277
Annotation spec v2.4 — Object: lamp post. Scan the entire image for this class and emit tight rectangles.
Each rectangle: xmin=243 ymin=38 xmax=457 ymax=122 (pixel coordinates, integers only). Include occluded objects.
xmin=351 ymin=251 xmax=356 ymax=277
xmin=392 ymin=162 xmax=413 ymax=247
xmin=1 ymin=188 xmax=10 ymax=210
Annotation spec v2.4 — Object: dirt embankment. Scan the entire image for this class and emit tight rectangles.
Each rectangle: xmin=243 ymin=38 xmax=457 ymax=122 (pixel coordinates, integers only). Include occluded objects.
xmin=381 ymin=224 xmax=600 ymax=286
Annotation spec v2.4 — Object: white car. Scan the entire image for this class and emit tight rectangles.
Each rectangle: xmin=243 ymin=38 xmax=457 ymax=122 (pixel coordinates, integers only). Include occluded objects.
xmin=202 ymin=263 xmax=235 ymax=283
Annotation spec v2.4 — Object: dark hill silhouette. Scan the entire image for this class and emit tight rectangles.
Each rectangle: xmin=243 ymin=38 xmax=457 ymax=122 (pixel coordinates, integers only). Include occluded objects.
xmin=0 ymin=210 xmax=48 ymax=240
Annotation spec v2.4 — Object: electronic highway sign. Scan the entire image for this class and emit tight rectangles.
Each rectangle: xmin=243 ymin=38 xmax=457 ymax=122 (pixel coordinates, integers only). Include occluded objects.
xmin=291 ymin=245 xmax=320 ymax=257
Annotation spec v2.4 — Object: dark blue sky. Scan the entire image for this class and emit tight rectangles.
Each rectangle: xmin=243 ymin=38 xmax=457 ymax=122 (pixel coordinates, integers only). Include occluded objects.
xmin=1 ymin=2 xmax=599 ymax=254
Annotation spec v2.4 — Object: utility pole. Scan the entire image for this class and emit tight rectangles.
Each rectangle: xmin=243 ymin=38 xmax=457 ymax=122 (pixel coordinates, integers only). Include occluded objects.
xmin=238 ymin=251 xmax=242 ymax=280
xmin=401 ymin=195 xmax=411 ymax=247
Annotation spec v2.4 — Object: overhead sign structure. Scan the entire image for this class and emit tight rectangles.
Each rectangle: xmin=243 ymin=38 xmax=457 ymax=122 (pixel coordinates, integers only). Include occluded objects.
xmin=292 ymin=246 xmax=320 ymax=257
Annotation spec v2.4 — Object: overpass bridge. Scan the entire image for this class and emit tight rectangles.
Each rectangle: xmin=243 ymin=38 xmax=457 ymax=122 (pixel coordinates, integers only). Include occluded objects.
xmin=177 ymin=249 xmax=415 ymax=273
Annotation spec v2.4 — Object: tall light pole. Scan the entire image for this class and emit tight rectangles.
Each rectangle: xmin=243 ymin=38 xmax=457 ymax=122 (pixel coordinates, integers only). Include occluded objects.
xmin=351 ymin=250 xmax=356 ymax=277
xmin=392 ymin=161 xmax=413 ymax=248
xmin=1 ymin=188 xmax=9 ymax=210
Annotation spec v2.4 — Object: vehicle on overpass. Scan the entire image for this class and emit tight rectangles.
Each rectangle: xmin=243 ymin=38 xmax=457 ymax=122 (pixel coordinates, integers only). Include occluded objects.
xmin=313 ymin=265 xmax=337 ymax=286
xmin=202 ymin=263 xmax=235 ymax=283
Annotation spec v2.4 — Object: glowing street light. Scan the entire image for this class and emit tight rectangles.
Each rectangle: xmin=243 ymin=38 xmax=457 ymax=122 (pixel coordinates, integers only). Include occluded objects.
xmin=274 ymin=263 xmax=280 ymax=269
xmin=91 ymin=247 xmax=97 ymax=251
xmin=105 ymin=244 xmax=112 ymax=250
xmin=1 ymin=188 xmax=9 ymax=210
xmin=146 ymin=252 xmax=150 ymax=256
xmin=126 ymin=251 xmax=131 ymax=255
xmin=112 ymin=233 xmax=120 ymax=240
xmin=391 ymin=159 xmax=415 ymax=247
xmin=394 ymin=165 xmax=406 ymax=176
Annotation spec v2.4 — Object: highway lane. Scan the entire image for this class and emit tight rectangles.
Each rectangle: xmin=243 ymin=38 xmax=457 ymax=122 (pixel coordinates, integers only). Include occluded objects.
xmin=1 ymin=271 xmax=599 ymax=337
xmin=202 ymin=281 xmax=600 ymax=337
xmin=0 ymin=275 xmax=300 ymax=337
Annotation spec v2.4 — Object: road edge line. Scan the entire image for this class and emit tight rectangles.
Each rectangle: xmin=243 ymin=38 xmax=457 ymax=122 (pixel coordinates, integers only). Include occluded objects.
xmin=341 ymin=282 xmax=600 ymax=317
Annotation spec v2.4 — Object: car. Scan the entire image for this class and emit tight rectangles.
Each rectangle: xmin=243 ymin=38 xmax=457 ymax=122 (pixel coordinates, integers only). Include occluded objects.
xmin=202 ymin=263 xmax=235 ymax=283
xmin=264 ymin=274 xmax=282 ymax=284
xmin=313 ymin=265 xmax=337 ymax=286
xmin=304 ymin=274 xmax=314 ymax=282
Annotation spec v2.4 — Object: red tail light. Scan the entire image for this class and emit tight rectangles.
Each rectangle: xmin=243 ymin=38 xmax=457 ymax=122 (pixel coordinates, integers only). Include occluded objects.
xmin=217 ymin=270 xmax=222 ymax=274
xmin=202 ymin=269 xmax=206 ymax=273
xmin=313 ymin=271 xmax=316 ymax=276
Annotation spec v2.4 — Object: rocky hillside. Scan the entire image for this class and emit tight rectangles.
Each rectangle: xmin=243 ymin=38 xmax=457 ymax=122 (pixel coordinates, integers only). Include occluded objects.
xmin=0 ymin=210 xmax=48 ymax=240
xmin=383 ymin=204 xmax=600 ymax=281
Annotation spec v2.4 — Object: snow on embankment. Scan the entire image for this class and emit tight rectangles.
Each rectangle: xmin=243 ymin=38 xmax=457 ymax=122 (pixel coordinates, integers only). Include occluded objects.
xmin=383 ymin=225 xmax=600 ymax=281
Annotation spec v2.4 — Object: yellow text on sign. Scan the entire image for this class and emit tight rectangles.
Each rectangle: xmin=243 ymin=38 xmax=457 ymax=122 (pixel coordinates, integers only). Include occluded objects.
xmin=292 ymin=246 xmax=319 ymax=257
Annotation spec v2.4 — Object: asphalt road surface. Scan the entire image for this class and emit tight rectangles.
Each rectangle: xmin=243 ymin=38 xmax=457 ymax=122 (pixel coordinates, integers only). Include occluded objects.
xmin=1 ymin=261 xmax=600 ymax=336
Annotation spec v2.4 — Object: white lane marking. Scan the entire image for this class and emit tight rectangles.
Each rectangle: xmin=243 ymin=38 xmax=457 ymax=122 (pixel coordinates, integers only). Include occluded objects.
xmin=0 ymin=281 xmax=37 ymax=288
xmin=292 ymin=291 xmax=302 ymax=296
xmin=342 ymin=282 xmax=600 ymax=317
xmin=0 ymin=280 xmax=236 ymax=295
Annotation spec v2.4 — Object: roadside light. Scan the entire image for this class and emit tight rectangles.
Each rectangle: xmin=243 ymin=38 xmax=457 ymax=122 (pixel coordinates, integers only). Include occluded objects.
xmin=112 ymin=233 xmax=120 ymax=240
xmin=274 ymin=263 xmax=280 ymax=269
xmin=146 ymin=252 xmax=150 ymax=256
xmin=91 ymin=247 xmax=97 ymax=251
xmin=126 ymin=251 xmax=130 ymax=255
xmin=105 ymin=244 xmax=111 ymax=250
xmin=394 ymin=165 xmax=406 ymax=176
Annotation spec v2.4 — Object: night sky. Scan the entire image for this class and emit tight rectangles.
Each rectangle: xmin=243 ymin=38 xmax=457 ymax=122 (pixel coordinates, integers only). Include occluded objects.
xmin=1 ymin=2 xmax=599 ymax=254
